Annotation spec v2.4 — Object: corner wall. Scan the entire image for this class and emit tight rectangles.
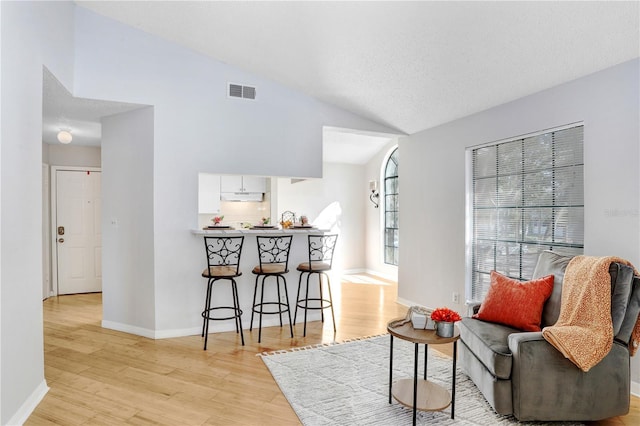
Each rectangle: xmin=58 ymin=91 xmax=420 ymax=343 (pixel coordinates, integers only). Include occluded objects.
xmin=0 ymin=1 xmax=75 ymax=423
xmin=399 ymin=58 xmax=640 ymax=389
xmin=101 ymin=108 xmax=155 ymax=333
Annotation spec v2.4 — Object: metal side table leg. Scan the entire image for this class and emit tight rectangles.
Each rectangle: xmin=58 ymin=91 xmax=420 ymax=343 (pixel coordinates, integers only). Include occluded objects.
xmin=413 ymin=342 xmax=418 ymax=426
xmin=389 ymin=334 xmax=393 ymax=404
xmin=451 ymin=340 xmax=457 ymax=419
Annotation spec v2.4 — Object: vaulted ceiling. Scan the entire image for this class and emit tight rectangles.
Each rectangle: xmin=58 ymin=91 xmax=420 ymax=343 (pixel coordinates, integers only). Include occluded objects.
xmin=45 ymin=1 xmax=639 ymax=158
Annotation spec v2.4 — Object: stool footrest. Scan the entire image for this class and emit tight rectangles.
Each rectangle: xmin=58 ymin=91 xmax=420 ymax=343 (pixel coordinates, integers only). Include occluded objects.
xmin=202 ymin=306 xmax=243 ymax=322
xmin=252 ymin=302 xmax=291 ymax=315
xmin=296 ymin=298 xmax=333 ymax=310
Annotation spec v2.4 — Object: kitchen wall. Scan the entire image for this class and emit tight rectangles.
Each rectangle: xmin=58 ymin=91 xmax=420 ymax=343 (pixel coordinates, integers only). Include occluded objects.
xmin=399 ymin=58 xmax=640 ymax=391
xmin=275 ymin=162 xmax=368 ymax=273
xmin=198 ymin=199 xmax=272 ymax=230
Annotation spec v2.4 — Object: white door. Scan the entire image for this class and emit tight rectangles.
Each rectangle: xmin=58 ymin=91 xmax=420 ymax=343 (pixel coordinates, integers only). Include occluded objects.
xmin=56 ymin=170 xmax=102 ymax=295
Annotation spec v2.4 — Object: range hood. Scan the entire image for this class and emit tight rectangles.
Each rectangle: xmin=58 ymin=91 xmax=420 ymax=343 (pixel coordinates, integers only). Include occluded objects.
xmin=220 ymin=192 xmax=263 ymax=202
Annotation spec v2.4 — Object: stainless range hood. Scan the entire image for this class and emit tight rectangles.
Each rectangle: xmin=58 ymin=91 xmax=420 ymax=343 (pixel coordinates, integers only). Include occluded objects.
xmin=220 ymin=192 xmax=263 ymax=202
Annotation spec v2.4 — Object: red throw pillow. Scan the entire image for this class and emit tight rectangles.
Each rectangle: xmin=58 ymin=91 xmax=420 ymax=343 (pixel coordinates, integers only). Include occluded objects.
xmin=473 ymin=271 xmax=554 ymax=331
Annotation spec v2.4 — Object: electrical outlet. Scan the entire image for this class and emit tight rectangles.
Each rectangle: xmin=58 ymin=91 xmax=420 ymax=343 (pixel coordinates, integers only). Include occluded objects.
xmin=452 ymin=292 xmax=460 ymax=304
xmin=280 ymin=294 xmax=287 ymax=304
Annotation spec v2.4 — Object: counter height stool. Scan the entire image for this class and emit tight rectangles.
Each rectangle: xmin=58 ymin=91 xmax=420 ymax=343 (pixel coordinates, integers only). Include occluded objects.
xmin=294 ymin=234 xmax=338 ymax=337
xmin=250 ymin=235 xmax=294 ymax=343
xmin=201 ymin=236 xmax=245 ymax=350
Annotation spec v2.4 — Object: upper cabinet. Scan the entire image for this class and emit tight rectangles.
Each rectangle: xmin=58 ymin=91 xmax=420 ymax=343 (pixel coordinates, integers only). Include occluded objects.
xmin=220 ymin=175 xmax=267 ymax=193
xmin=198 ymin=173 xmax=221 ymax=213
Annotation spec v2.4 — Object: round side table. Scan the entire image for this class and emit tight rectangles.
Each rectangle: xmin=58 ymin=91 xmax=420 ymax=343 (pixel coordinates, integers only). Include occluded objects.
xmin=387 ymin=318 xmax=460 ymax=426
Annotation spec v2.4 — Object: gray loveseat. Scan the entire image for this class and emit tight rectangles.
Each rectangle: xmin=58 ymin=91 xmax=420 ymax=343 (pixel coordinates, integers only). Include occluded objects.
xmin=458 ymin=250 xmax=640 ymax=421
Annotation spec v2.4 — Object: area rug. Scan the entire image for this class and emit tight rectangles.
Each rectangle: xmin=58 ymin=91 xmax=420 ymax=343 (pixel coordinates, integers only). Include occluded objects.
xmin=260 ymin=334 xmax=583 ymax=426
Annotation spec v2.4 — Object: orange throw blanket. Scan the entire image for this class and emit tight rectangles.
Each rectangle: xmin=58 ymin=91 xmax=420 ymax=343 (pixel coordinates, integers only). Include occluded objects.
xmin=542 ymin=255 xmax=639 ymax=372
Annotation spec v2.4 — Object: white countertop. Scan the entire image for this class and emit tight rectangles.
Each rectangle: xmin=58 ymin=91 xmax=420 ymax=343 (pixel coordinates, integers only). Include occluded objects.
xmin=191 ymin=227 xmax=328 ymax=236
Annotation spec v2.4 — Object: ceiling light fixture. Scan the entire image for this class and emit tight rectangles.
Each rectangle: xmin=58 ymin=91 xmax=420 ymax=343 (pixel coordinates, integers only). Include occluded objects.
xmin=57 ymin=130 xmax=72 ymax=144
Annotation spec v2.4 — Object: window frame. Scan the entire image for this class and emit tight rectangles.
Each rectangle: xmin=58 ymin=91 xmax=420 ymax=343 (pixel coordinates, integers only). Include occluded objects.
xmin=465 ymin=123 xmax=585 ymax=303
xmin=383 ymin=147 xmax=399 ymax=266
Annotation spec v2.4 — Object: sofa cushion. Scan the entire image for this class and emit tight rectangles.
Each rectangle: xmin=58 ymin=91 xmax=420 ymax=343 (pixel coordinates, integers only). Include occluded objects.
xmin=610 ymin=263 xmax=634 ymax=335
xmin=458 ymin=317 xmax=516 ymax=380
xmin=617 ymin=276 xmax=640 ymax=345
xmin=473 ymin=271 xmax=554 ymax=332
xmin=532 ymin=251 xmax=573 ymax=327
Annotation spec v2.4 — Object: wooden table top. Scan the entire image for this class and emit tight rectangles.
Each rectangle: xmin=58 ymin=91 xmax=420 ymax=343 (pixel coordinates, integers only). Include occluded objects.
xmin=387 ymin=317 xmax=460 ymax=345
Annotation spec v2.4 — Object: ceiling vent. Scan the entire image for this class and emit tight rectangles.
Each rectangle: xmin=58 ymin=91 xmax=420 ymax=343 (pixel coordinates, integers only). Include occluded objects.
xmin=228 ymin=83 xmax=257 ymax=100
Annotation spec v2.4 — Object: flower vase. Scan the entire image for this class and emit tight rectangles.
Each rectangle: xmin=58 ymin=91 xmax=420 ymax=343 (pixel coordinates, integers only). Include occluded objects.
xmin=436 ymin=321 xmax=454 ymax=338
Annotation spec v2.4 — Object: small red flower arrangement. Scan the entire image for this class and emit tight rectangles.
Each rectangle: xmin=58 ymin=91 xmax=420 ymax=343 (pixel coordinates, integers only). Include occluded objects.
xmin=211 ymin=215 xmax=224 ymax=225
xmin=431 ymin=307 xmax=461 ymax=323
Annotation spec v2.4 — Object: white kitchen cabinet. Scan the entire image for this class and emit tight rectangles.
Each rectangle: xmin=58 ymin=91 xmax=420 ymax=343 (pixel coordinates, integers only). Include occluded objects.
xmin=198 ymin=173 xmax=221 ymax=213
xmin=220 ymin=175 xmax=266 ymax=193
xmin=241 ymin=176 xmax=267 ymax=193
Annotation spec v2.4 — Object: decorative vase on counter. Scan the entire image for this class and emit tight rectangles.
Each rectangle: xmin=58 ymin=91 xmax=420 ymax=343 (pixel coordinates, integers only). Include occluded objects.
xmin=436 ymin=321 xmax=455 ymax=338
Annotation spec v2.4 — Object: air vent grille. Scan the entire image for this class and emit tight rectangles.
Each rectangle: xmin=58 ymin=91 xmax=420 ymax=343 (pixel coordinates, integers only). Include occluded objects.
xmin=228 ymin=83 xmax=257 ymax=100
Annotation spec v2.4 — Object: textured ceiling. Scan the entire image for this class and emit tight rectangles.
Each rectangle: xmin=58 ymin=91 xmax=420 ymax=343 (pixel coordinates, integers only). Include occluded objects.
xmin=76 ymin=1 xmax=640 ymax=135
xmin=46 ymin=1 xmax=639 ymax=159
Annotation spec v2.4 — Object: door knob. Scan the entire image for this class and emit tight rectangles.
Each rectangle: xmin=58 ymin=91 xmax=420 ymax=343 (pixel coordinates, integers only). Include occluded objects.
xmin=58 ymin=238 xmax=64 ymax=243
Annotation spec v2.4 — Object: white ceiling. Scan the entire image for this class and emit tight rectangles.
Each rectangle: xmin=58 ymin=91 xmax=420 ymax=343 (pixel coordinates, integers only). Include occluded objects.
xmin=43 ymin=69 xmax=145 ymax=146
xmin=45 ymin=1 xmax=639 ymax=161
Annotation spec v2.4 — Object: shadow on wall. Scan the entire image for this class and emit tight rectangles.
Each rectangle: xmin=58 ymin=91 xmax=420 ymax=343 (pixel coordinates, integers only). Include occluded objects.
xmin=313 ymin=201 xmax=342 ymax=233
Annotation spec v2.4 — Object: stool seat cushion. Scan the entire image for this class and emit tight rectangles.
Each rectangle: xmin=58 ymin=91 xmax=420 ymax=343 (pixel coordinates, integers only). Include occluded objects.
xmin=253 ymin=264 xmax=287 ymax=274
xmin=297 ymin=261 xmax=331 ymax=272
xmin=202 ymin=266 xmax=241 ymax=278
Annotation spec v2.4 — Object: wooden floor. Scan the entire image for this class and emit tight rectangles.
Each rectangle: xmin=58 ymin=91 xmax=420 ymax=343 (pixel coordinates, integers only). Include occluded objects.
xmin=27 ymin=275 xmax=639 ymax=425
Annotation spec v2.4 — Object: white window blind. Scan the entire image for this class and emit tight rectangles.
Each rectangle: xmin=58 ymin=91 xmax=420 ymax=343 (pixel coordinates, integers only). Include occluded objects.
xmin=469 ymin=125 xmax=584 ymax=302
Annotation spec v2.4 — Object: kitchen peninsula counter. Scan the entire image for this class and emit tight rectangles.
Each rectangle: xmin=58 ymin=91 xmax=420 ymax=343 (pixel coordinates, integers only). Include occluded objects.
xmin=191 ymin=227 xmax=330 ymax=336
xmin=191 ymin=227 xmax=328 ymax=235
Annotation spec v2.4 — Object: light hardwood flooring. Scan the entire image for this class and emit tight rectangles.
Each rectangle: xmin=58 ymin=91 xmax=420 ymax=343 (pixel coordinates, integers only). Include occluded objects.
xmin=28 ymin=276 xmax=639 ymax=425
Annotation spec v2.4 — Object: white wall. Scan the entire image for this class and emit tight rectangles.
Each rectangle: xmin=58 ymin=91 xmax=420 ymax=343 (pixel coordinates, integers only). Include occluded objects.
xmin=364 ymin=141 xmax=400 ymax=280
xmin=276 ymin=162 xmax=367 ymax=272
xmin=0 ymin=1 xmax=75 ymax=423
xmin=44 ymin=143 xmax=101 ymax=168
xmin=71 ymin=7 xmax=398 ymax=335
xmin=399 ymin=59 xmax=640 ymax=387
xmin=101 ymin=108 xmax=156 ymax=334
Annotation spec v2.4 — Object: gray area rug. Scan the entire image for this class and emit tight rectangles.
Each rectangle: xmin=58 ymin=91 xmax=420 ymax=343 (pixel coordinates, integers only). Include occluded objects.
xmin=261 ymin=334 xmax=583 ymax=425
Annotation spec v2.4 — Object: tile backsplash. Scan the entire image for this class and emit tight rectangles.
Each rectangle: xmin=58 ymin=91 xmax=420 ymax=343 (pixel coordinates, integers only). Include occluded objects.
xmin=198 ymin=197 xmax=271 ymax=229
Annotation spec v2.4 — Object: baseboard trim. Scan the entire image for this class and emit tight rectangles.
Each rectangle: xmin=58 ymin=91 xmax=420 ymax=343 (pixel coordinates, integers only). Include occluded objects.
xmin=396 ymin=296 xmax=415 ymax=308
xmin=102 ymin=313 xmax=324 ymax=340
xmin=7 ymin=379 xmax=49 ymax=426
xmin=102 ymin=320 xmax=157 ymax=339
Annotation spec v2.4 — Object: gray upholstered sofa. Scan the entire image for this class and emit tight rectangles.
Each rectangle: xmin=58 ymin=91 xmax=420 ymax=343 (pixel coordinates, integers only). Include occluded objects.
xmin=458 ymin=250 xmax=640 ymax=421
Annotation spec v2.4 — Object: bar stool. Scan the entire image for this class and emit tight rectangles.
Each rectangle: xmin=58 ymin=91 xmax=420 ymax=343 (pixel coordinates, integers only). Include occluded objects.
xmin=250 ymin=235 xmax=294 ymax=343
xmin=201 ymin=236 xmax=245 ymax=350
xmin=294 ymin=234 xmax=338 ymax=337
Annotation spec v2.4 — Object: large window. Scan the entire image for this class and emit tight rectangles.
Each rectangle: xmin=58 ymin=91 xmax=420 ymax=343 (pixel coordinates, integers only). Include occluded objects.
xmin=384 ymin=148 xmax=399 ymax=265
xmin=467 ymin=125 xmax=584 ymax=302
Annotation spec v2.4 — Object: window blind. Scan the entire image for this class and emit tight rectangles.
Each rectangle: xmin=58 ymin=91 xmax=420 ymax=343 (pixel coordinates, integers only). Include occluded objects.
xmin=469 ymin=125 xmax=584 ymax=302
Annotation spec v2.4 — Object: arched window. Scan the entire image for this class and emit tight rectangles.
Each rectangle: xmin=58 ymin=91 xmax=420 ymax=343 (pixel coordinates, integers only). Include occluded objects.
xmin=384 ymin=148 xmax=399 ymax=265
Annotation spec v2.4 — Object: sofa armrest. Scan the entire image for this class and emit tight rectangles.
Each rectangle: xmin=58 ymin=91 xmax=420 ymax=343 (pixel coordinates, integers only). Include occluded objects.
xmin=508 ymin=333 xmax=630 ymax=421
xmin=466 ymin=301 xmax=481 ymax=316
